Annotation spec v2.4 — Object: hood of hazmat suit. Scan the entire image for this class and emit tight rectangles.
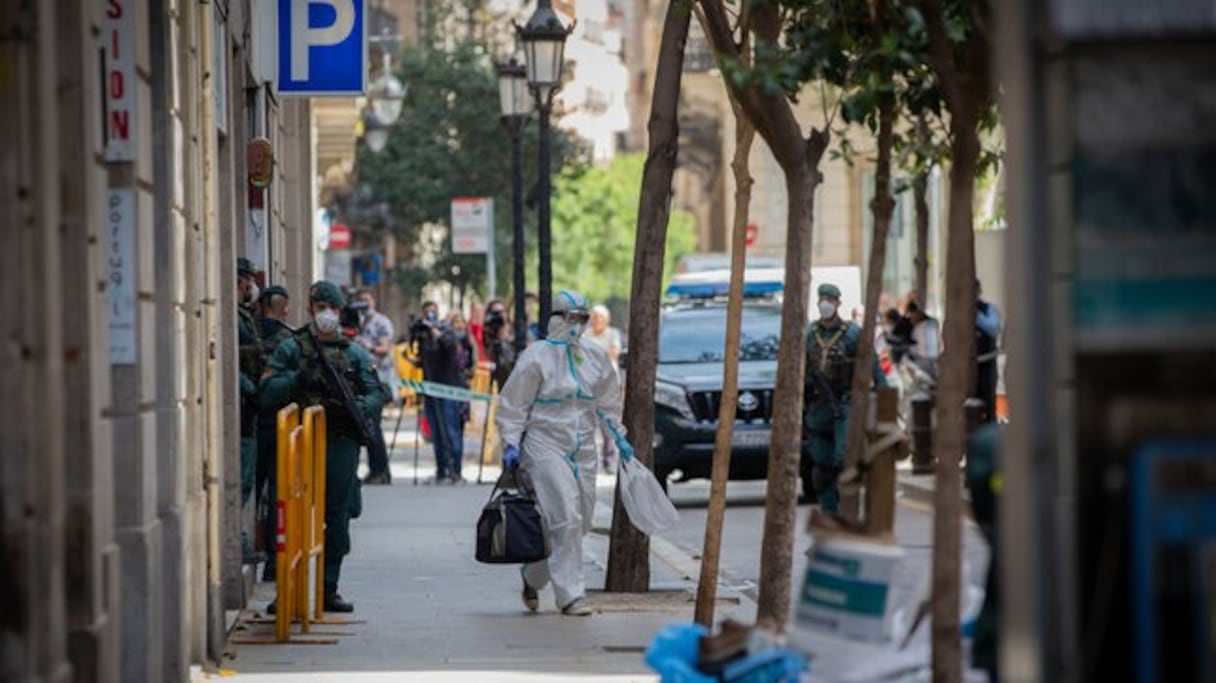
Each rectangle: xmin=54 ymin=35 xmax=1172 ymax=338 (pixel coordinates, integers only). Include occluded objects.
xmin=495 ymin=290 xmax=630 ymax=609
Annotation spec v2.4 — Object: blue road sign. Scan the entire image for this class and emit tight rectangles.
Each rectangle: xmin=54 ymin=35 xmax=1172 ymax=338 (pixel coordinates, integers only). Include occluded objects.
xmin=278 ymin=0 xmax=366 ymax=96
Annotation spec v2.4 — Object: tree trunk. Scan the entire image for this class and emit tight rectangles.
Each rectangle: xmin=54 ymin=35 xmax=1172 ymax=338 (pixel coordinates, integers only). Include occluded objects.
xmin=605 ymin=0 xmax=690 ymax=592
xmin=931 ymin=110 xmax=980 ymax=683
xmin=695 ymin=98 xmax=755 ymax=627
xmin=842 ymin=93 xmax=897 ymax=522
xmin=914 ymin=170 xmax=930 ymax=304
xmin=695 ymin=0 xmax=830 ymax=630
xmin=755 ymin=135 xmax=827 ymax=629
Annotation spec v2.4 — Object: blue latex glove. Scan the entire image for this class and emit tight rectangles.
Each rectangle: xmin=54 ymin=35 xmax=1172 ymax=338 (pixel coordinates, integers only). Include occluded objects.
xmin=617 ymin=439 xmax=635 ymax=463
xmin=503 ymin=444 xmax=520 ymax=469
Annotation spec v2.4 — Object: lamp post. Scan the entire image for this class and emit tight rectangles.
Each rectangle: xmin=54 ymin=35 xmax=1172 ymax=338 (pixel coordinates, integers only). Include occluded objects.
xmin=364 ymin=52 xmax=406 ymax=154
xmin=496 ymin=54 xmax=533 ymax=352
xmin=517 ymin=0 xmax=571 ymax=339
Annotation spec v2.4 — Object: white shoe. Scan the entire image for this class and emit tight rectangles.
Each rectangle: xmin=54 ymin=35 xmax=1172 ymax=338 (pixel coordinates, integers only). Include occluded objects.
xmin=561 ymin=597 xmax=592 ymax=617
xmin=521 ymin=571 xmax=539 ymax=613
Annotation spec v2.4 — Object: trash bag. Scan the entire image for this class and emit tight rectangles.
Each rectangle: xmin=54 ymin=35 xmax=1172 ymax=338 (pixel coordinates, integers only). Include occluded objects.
xmin=645 ymin=623 xmax=809 ymax=683
xmin=619 ymin=456 xmax=680 ymax=535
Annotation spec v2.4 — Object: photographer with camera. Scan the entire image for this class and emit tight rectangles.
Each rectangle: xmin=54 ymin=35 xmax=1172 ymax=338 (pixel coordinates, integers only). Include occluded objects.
xmin=353 ymin=289 xmax=395 ymax=485
xmin=483 ymin=300 xmax=516 ymax=390
xmin=412 ymin=302 xmax=474 ymax=484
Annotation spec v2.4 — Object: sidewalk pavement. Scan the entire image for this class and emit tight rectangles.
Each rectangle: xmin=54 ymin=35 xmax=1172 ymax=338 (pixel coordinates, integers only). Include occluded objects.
xmin=213 ymin=407 xmax=987 ymax=682
xmin=216 ymin=407 xmax=755 ymax=682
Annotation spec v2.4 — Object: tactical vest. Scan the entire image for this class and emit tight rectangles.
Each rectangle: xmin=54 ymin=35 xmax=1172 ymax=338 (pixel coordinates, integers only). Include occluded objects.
xmin=238 ymin=306 xmax=263 ymax=381
xmin=295 ymin=331 xmax=364 ymax=437
xmin=811 ymin=322 xmax=854 ymax=396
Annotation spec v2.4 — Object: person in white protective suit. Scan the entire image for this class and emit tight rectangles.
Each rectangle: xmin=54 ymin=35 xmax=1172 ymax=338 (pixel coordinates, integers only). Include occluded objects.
xmin=496 ymin=290 xmax=634 ymax=617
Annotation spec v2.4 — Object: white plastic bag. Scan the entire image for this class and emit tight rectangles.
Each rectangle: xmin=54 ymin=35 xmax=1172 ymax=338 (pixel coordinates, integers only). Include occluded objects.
xmin=618 ymin=456 xmax=680 ymax=535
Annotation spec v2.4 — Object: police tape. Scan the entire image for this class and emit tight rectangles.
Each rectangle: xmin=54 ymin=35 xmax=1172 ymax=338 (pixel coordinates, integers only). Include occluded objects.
xmin=400 ymin=378 xmax=498 ymax=404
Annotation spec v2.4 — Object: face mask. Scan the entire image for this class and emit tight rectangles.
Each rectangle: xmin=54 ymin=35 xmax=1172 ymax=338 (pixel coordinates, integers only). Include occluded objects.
xmin=818 ymin=301 xmax=837 ymax=320
xmin=426 ymin=311 xmax=438 ymax=323
xmin=315 ymin=309 xmax=341 ymax=334
xmin=246 ymin=283 xmax=259 ymax=304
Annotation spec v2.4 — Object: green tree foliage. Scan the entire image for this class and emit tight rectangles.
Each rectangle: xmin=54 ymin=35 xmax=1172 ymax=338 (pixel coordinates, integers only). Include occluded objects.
xmin=351 ymin=39 xmax=581 ymax=301
xmin=548 ymin=153 xmax=698 ymax=307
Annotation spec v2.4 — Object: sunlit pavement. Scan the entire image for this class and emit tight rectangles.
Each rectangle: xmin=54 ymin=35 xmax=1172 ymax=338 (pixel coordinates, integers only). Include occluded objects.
xmin=214 ymin=407 xmax=754 ymax=681
xmin=215 ymin=407 xmax=987 ymax=681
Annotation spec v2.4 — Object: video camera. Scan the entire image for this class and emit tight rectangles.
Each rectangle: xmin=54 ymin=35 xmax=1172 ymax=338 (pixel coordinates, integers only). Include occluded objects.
xmin=340 ymin=300 xmax=369 ymax=335
xmin=484 ymin=308 xmax=508 ymax=339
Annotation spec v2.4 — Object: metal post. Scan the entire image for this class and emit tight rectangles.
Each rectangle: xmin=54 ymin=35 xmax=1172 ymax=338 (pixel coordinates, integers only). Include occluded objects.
xmin=911 ymin=392 xmax=935 ymax=474
xmin=508 ymin=121 xmax=528 ymax=352
xmin=536 ymin=102 xmax=552 ymax=337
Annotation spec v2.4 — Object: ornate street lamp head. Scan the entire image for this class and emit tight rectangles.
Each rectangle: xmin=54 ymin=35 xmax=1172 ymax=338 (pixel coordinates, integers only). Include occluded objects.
xmin=496 ymin=54 xmax=533 ymax=120
xmin=516 ymin=0 xmax=573 ymax=107
xmin=368 ymin=70 xmax=407 ymax=127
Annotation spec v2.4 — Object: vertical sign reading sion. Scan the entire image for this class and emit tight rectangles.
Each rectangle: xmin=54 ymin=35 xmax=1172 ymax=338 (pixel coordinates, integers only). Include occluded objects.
xmin=104 ymin=0 xmax=137 ymax=161
xmin=106 ymin=190 xmax=137 ymax=364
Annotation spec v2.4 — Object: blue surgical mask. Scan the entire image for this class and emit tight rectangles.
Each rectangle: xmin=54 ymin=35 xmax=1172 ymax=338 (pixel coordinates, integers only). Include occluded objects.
xmin=426 ymin=311 xmax=438 ymax=322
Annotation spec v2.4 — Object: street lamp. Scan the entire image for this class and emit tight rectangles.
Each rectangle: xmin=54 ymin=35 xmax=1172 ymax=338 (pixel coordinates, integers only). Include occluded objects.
xmin=517 ymin=0 xmax=572 ymax=339
xmin=364 ymin=53 xmax=406 ymax=155
xmin=497 ymin=53 xmax=532 ymax=352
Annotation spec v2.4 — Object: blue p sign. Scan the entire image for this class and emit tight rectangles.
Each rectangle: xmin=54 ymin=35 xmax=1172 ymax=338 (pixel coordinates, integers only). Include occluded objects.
xmin=278 ymin=0 xmax=366 ymax=95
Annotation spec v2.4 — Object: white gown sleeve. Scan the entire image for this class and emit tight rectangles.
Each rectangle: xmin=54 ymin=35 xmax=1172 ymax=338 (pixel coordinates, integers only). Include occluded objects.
xmin=496 ymin=349 xmax=543 ymax=448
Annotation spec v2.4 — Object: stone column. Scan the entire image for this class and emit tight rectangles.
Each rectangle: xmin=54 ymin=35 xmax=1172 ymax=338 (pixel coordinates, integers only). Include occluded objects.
xmin=107 ymin=0 xmax=167 ymax=675
xmin=0 ymin=1 xmax=71 ymax=681
xmin=57 ymin=1 xmax=120 ymax=680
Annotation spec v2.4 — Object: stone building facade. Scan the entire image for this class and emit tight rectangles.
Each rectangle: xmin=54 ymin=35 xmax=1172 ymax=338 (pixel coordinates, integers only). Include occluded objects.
xmin=1 ymin=1 xmax=318 ymax=680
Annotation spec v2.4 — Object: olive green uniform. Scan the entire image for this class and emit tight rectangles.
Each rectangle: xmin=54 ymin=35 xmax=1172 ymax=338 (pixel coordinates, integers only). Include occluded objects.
xmin=256 ymin=316 xmax=296 ymax=567
xmin=238 ymin=304 xmax=262 ymax=506
xmin=260 ymin=327 xmax=384 ymax=592
xmin=802 ymin=316 xmax=885 ymax=513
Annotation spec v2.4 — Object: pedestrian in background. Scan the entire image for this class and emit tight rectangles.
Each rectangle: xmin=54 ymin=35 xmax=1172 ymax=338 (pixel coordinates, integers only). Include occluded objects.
xmin=582 ymin=304 xmax=623 ymax=469
xmin=254 ymin=284 xmax=291 ymax=578
xmin=497 ymin=291 xmax=631 ymax=616
xmin=354 ymin=288 xmax=395 ymax=485
xmin=260 ymin=281 xmax=385 ymax=613
xmin=236 ymin=257 xmax=265 ymax=564
xmin=974 ymin=280 xmax=1002 ymax=423
xmin=469 ymin=302 xmax=487 ymax=362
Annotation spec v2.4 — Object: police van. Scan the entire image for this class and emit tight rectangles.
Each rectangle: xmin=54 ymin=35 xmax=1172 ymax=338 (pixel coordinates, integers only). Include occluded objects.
xmin=650 ymin=269 xmax=785 ymax=490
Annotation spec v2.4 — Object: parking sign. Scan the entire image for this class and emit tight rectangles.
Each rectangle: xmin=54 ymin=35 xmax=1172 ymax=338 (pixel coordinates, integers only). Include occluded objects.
xmin=277 ymin=0 xmax=367 ymax=96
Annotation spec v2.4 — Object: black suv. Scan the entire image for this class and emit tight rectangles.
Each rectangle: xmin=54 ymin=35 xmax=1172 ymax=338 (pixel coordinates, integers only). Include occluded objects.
xmin=651 ymin=299 xmax=783 ymax=489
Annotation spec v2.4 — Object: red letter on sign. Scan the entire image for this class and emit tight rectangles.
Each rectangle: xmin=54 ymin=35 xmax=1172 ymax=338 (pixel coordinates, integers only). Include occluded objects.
xmin=110 ymin=110 xmax=130 ymax=140
xmin=110 ymin=70 xmax=124 ymax=99
xmin=107 ymin=0 xmax=122 ymax=19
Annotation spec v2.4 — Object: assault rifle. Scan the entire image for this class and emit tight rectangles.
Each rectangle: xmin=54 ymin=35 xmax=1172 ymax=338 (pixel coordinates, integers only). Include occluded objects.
xmin=307 ymin=328 xmax=376 ymax=446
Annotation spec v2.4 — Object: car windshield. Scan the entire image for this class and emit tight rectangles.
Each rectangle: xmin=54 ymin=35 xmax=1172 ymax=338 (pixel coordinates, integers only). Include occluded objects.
xmin=659 ymin=305 xmax=783 ymax=363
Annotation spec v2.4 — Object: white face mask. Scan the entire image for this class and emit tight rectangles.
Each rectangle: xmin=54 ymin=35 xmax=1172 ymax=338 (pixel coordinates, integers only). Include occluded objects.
xmin=315 ymin=309 xmax=341 ymax=335
xmin=245 ymin=282 xmax=259 ymax=304
xmin=818 ymin=301 xmax=838 ymax=320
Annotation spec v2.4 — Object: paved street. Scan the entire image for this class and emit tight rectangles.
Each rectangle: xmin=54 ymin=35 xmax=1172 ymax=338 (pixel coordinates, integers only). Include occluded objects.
xmin=207 ymin=408 xmax=990 ymax=682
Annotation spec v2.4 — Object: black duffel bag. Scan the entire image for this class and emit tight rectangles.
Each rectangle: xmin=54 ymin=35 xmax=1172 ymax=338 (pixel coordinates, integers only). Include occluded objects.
xmin=475 ymin=471 xmax=550 ymax=564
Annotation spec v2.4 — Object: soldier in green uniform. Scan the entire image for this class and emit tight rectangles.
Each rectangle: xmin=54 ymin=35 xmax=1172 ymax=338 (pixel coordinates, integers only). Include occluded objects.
xmin=237 ymin=258 xmax=264 ymax=563
xmin=801 ymin=283 xmax=885 ymax=513
xmin=965 ymin=423 xmax=1001 ymax=679
xmin=259 ymin=281 xmax=385 ymax=612
xmin=254 ymin=284 xmax=293 ymax=579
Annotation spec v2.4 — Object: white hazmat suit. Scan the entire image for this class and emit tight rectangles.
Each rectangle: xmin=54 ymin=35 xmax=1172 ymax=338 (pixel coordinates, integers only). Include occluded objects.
xmin=496 ymin=291 xmax=629 ymax=611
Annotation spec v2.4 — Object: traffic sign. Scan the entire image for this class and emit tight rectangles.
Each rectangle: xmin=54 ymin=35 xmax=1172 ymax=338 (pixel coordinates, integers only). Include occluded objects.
xmin=745 ymin=223 xmax=758 ymax=247
xmin=328 ymin=224 xmax=351 ymax=250
xmin=277 ymin=0 xmax=367 ymax=96
xmin=451 ymin=198 xmax=494 ymax=254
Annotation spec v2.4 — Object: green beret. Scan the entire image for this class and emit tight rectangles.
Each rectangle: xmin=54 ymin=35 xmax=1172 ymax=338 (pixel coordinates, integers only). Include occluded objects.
xmin=237 ymin=257 xmax=258 ymax=277
xmin=309 ymin=281 xmax=345 ymax=307
xmin=817 ymin=283 xmax=842 ymax=300
xmin=259 ymin=284 xmax=289 ymax=301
